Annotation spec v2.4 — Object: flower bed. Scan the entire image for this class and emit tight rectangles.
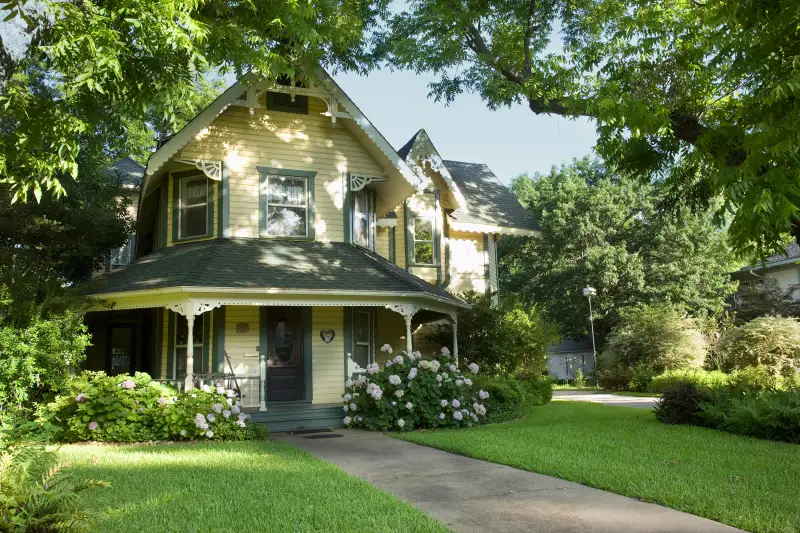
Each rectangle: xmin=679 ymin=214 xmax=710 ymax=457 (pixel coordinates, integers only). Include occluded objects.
xmin=342 ymin=346 xmax=489 ymax=431
xmin=41 ymin=372 xmax=254 ymax=442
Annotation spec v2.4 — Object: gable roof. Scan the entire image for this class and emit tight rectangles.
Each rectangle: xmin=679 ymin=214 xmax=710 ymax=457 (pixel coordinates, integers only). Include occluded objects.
xmin=397 ymin=130 xmax=422 ymax=159
xmin=83 ymin=238 xmax=467 ymax=308
xmin=443 ymin=160 xmax=540 ymax=233
xmin=104 ymin=157 xmax=144 ymax=188
xmin=397 ymin=129 xmax=466 ymax=210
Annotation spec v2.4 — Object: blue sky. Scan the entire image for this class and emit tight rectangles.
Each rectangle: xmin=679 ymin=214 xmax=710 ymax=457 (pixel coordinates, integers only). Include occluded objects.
xmin=333 ymin=69 xmax=598 ymax=185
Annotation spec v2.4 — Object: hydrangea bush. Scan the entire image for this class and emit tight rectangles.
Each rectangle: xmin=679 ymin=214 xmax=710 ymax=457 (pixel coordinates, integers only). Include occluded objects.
xmin=342 ymin=346 xmax=488 ymax=431
xmin=41 ymin=371 xmax=252 ymax=442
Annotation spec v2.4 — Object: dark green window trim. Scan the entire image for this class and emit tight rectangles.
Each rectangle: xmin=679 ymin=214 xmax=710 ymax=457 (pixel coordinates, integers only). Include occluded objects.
xmin=266 ymin=91 xmax=309 ymax=114
xmin=343 ymin=307 xmax=353 ymax=382
xmin=389 ymin=226 xmax=396 ymax=264
xmin=303 ymin=307 xmax=313 ymax=402
xmin=166 ymin=311 xmax=176 ymax=380
xmin=212 ymin=306 xmax=226 ymax=373
xmin=257 ymin=166 xmax=316 ymax=240
xmin=484 ymin=234 xmax=491 ymax=296
xmin=159 ymin=184 xmax=168 ymax=250
xmin=172 ymin=170 xmax=215 ymax=243
xmin=259 ymin=307 xmax=269 ymax=400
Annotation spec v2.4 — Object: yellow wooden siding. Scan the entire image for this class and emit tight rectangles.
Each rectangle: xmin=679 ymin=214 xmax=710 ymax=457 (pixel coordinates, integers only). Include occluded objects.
xmin=222 ymin=306 xmax=260 ymax=407
xmin=448 ymin=230 xmax=486 ymax=295
xmin=375 ymin=226 xmax=391 ymax=260
xmin=179 ymin=97 xmax=385 ymax=241
xmin=165 ymin=174 xmax=219 ymax=247
xmin=375 ymin=308 xmax=407 ymax=365
xmin=311 ymin=307 xmax=344 ymax=404
xmin=395 ymin=207 xmax=407 ymax=269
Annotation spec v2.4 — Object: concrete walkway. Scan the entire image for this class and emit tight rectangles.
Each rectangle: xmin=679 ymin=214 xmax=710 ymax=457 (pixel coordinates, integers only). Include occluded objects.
xmin=274 ymin=429 xmax=743 ymax=533
xmin=553 ymin=390 xmax=659 ymax=409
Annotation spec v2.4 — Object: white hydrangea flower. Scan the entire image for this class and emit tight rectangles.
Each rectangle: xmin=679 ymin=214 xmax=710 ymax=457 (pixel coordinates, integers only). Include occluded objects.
xmin=453 ymin=411 xmax=463 ymax=421
xmin=418 ymin=360 xmax=430 ymax=370
xmin=441 ymin=347 xmax=451 ymax=356
xmin=343 ymin=416 xmax=353 ymax=425
xmin=456 ymin=379 xmax=464 ymax=387
xmin=367 ymin=363 xmax=380 ymax=374
xmin=407 ymin=352 xmax=417 ymax=361
xmin=355 ymin=376 xmax=367 ymax=387
xmin=195 ymin=413 xmax=206 ymax=422
xmin=223 ymin=410 xmax=231 ymax=419
xmin=452 ymin=399 xmax=461 ymax=408
xmin=478 ymin=390 xmax=490 ymax=400
xmin=206 ymin=430 xmax=214 ymax=438
xmin=345 ymin=379 xmax=354 ymax=388
xmin=207 ymin=413 xmax=216 ymax=423
xmin=381 ymin=344 xmax=393 ymax=353
xmin=393 ymin=355 xmax=404 ymax=365
xmin=436 ymin=374 xmax=443 ymax=383
xmin=235 ymin=400 xmax=242 ymax=407
xmin=343 ymin=405 xmax=349 ymax=412
xmin=448 ymin=364 xmax=457 ymax=373
xmin=461 ymin=409 xmax=469 ymax=416
xmin=350 ymin=403 xmax=357 ymax=411
xmin=440 ymin=399 xmax=448 ymax=407
xmin=226 ymin=389 xmax=237 ymax=398
xmin=344 ymin=393 xmax=352 ymax=402
xmin=392 ymin=401 xmax=397 ymax=406
xmin=439 ymin=413 xmax=445 ymax=420
xmin=237 ymin=413 xmax=247 ymax=422
xmin=180 ymin=429 xmax=187 ymax=437
xmin=408 ymin=368 xmax=418 ymax=380
xmin=388 ymin=374 xmax=402 ymax=385
xmin=395 ymin=390 xmax=405 ymax=398
xmin=471 ymin=413 xmax=479 ymax=422
xmin=226 ymin=398 xmax=233 ymax=406
xmin=468 ymin=363 xmax=479 ymax=374
xmin=473 ymin=403 xmax=487 ymax=416
xmin=355 ymin=416 xmax=362 ymax=422
xmin=431 ymin=360 xmax=441 ymax=372
xmin=237 ymin=420 xmax=246 ymax=428
xmin=201 ymin=385 xmax=212 ymax=393
xmin=464 ymin=378 xmax=473 ymax=387
xmin=231 ymin=405 xmax=241 ymax=414
xmin=412 ymin=351 xmax=422 ymax=358
xmin=212 ymin=403 xmax=223 ymax=413
xmin=216 ymin=386 xmax=225 ymax=394
xmin=386 ymin=360 xmax=394 ymax=367
xmin=397 ymin=419 xmax=405 ymax=428
xmin=405 ymin=402 xmax=413 ymax=410
xmin=371 ymin=387 xmax=384 ymax=400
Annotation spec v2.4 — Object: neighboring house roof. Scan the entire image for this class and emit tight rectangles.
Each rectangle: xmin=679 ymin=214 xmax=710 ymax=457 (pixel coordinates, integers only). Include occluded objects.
xmin=736 ymin=242 xmax=800 ymax=272
xmin=443 ymin=160 xmax=541 ymax=233
xmin=104 ymin=157 xmax=144 ymax=188
xmin=84 ymin=239 xmax=466 ymax=307
xmin=546 ymin=338 xmax=593 ymax=354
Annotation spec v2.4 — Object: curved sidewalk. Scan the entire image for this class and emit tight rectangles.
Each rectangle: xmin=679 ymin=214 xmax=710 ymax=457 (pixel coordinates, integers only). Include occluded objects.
xmin=553 ymin=390 xmax=659 ymax=409
xmin=274 ymin=429 xmax=744 ymax=533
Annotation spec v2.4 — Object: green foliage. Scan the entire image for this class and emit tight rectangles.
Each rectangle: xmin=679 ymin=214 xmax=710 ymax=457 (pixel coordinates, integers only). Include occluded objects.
xmin=376 ymin=0 xmax=800 ymax=255
xmin=0 ymin=414 xmax=62 ymax=449
xmin=501 ymin=160 xmax=736 ymax=341
xmin=428 ymin=292 xmax=558 ymax=376
xmin=0 ymin=310 xmax=90 ymax=412
xmin=654 ymin=381 xmax=711 ymax=426
xmin=40 ymin=372 xmax=253 ymax=443
xmin=1 ymin=0 xmax=389 ymax=200
xmin=727 ymin=366 xmax=782 ymax=393
xmin=598 ymin=305 xmax=709 ymax=391
xmin=647 ymin=369 xmax=730 ymax=394
xmin=573 ymin=368 xmax=586 ymax=388
xmin=342 ymin=349 xmax=488 ymax=431
xmin=731 ymin=279 xmax=800 ymax=325
xmin=700 ymin=390 xmax=800 ymax=444
xmin=716 ymin=316 xmax=800 ymax=376
xmin=0 ymin=445 xmax=108 ymax=533
xmin=474 ymin=374 xmax=553 ymax=424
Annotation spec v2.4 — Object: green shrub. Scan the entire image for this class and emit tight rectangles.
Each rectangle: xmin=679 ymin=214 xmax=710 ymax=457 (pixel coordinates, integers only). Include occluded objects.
xmin=596 ymin=366 xmax=632 ymax=390
xmin=0 ymin=311 xmax=90 ymax=412
xmin=628 ymin=363 xmax=658 ymax=392
xmin=41 ymin=371 xmax=253 ymax=442
xmin=474 ymin=374 xmax=552 ymax=423
xmin=601 ymin=304 xmax=708 ymax=376
xmin=727 ymin=365 xmax=782 ymax=392
xmin=716 ymin=316 xmax=800 ymax=376
xmin=343 ymin=347 xmax=488 ymax=431
xmin=698 ymin=390 xmax=800 ymax=444
xmin=654 ymin=381 xmax=711 ymax=425
xmin=647 ymin=369 xmax=730 ymax=393
xmin=573 ymin=368 xmax=587 ymax=388
xmin=0 ymin=445 xmax=107 ymax=533
xmin=428 ymin=292 xmax=559 ymax=376
xmin=0 ymin=414 xmax=62 ymax=449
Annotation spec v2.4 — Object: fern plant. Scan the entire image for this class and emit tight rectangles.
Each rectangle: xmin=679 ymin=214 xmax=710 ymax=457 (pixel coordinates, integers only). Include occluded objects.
xmin=0 ymin=445 xmax=108 ymax=532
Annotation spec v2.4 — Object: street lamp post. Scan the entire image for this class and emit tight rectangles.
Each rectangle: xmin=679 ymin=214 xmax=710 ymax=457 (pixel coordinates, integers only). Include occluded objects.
xmin=582 ymin=287 xmax=598 ymax=388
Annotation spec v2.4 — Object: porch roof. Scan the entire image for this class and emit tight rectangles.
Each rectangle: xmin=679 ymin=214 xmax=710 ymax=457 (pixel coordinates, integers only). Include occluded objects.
xmin=83 ymin=238 xmax=466 ymax=307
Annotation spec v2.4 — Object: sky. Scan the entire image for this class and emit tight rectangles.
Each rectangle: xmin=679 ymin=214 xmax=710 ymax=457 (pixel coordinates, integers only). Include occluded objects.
xmin=332 ymin=70 xmax=598 ymax=185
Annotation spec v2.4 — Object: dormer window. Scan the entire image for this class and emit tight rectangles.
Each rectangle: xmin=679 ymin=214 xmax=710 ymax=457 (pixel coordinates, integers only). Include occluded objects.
xmin=412 ymin=217 xmax=435 ymax=265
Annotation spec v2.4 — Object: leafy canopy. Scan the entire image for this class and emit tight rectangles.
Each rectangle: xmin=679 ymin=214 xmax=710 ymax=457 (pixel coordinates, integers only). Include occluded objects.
xmin=500 ymin=158 xmax=737 ymax=341
xmin=1 ymin=0 xmax=388 ymax=199
xmin=376 ymin=0 xmax=800 ymax=256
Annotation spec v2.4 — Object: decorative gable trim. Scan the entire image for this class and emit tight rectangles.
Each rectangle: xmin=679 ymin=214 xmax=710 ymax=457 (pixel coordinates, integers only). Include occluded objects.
xmin=448 ymin=220 xmax=540 ymax=236
xmin=400 ymin=129 xmax=466 ymax=210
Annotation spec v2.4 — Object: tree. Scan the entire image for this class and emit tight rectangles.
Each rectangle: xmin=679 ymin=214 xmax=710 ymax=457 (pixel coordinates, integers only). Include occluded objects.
xmin=500 ymin=158 xmax=737 ymax=342
xmin=1 ymin=0 xmax=388 ymax=199
xmin=731 ymin=279 xmax=800 ymax=325
xmin=375 ymin=0 xmax=800 ymax=256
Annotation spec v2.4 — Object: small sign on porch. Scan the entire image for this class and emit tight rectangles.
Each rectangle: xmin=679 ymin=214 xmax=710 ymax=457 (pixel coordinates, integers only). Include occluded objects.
xmin=319 ymin=329 xmax=335 ymax=343
xmin=236 ymin=323 xmax=250 ymax=334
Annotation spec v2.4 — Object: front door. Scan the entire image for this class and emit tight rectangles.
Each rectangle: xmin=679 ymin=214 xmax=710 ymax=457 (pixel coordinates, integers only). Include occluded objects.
xmin=267 ymin=307 xmax=304 ymax=401
xmin=107 ymin=325 xmax=136 ymax=376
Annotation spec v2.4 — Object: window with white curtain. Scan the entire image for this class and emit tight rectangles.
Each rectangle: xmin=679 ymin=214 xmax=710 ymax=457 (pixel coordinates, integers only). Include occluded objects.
xmin=179 ymin=176 xmax=209 ymax=239
xmin=265 ymin=175 xmax=308 ymax=237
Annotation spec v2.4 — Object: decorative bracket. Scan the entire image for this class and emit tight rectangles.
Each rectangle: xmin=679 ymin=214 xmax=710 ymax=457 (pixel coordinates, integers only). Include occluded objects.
xmin=165 ymin=301 xmax=223 ymax=318
xmin=351 ymin=174 xmax=388 ymax=191
xmin=176 ymin=159 xmax=222 ymax=181
xmin=385 ymin=303 xmax=420 ymax=319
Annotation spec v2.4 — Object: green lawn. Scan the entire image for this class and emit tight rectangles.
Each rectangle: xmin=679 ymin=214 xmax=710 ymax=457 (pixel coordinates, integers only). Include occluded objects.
xmin=61 ymin=440 xmax=448 ymax=533
xmin=398 ymin=402 xmax=800 ymax=533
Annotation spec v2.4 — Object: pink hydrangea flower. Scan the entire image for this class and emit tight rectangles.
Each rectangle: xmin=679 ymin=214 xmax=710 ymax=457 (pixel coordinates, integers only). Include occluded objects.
xmin=75 ymin=393 xmax=86 ymax=403
xmin=88 ymin=421 xmax=98 ymax=431
xmin=120 ymin=379 xmax=135 ymax=390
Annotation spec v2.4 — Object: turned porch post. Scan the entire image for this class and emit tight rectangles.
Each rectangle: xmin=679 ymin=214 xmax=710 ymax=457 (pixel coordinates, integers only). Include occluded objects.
xmin=451 ymin=314 xmax=459 ymax=366
xmin=404 ymin=315 xmax=413 ymax=354
xmin=185 ymin=314 xmax=195 ymax=391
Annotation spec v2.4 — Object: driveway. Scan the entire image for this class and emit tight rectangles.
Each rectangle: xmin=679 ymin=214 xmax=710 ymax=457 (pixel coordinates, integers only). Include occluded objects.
xmin=553 ymin=389 xmax=659 ymax=409
xmin=274 ymin=429 xmax=742 ymax=533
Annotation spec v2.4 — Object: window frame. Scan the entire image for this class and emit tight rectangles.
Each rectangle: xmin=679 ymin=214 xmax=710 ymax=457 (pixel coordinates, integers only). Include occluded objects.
xmin=352 ymin=309 xmax=374 ymax=369
xmin=352 ymin=188 xmax=375 ymax=250
xmin=258 ymin=167 xmax=317 ymax=240
xmin=411 ymin=216 xmax=436 ymax=266
xmin=171 ymin=171 xmax=215 ymax=243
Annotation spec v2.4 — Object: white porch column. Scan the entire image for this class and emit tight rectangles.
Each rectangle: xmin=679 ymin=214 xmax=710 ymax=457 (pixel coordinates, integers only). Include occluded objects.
xmin=258 ymin=350 xmax=267 ymax=412
xmin=385 ymin=303 xmax=420 ymax=355
xmin=451 ymin=314 xmax=459 ymax=366
xmin=165 ymin=301 xmax=222 ymax=392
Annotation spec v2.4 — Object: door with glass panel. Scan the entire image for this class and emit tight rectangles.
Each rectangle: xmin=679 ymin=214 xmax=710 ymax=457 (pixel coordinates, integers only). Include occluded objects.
xmin=353 ymin=310 xmax=373 ymax=372
xmin=107 ymin=325 xmax=136 ymax=376
xmin=267 ymin=307 xmax=304 ymax=401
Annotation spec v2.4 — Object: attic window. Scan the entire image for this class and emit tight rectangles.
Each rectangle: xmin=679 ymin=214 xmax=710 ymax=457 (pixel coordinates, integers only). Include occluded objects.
xmin=266 ymin=91 xmax=308 ymax=114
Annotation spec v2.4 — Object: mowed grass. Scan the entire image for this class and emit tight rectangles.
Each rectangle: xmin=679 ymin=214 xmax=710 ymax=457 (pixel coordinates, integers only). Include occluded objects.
xmin=61 ymin=440 xmax=449 ymax=533
xmin=398 ymin=402 xmax=800 ymax=533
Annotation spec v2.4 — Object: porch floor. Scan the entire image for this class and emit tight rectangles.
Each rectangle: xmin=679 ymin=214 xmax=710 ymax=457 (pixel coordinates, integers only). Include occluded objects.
xmin=247 ymin=402 xmax=343 ymax=433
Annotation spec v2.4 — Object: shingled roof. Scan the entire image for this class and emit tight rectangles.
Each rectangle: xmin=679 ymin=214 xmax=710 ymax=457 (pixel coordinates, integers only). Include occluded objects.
xmin=104 ymin=157 xmax=145 ymax=187
xmin=83 ymin=239 xmax=466 ymax=307
xmin=443 ymin=160 xmax=540 ymax=232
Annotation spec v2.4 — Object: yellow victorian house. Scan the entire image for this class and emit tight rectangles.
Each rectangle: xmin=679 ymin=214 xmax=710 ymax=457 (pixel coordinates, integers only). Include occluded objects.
xmin=82 ymin=69 xmax=540 ymax=430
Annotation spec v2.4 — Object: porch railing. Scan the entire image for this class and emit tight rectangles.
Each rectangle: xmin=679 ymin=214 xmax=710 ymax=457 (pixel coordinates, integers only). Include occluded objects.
xmin=153 ymin=374 xmax=261 ymax=409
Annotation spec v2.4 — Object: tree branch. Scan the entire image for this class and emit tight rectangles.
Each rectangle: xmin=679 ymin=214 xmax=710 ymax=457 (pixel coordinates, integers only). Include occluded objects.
xmin=522 ymin=0 xmax=536 ymax=77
